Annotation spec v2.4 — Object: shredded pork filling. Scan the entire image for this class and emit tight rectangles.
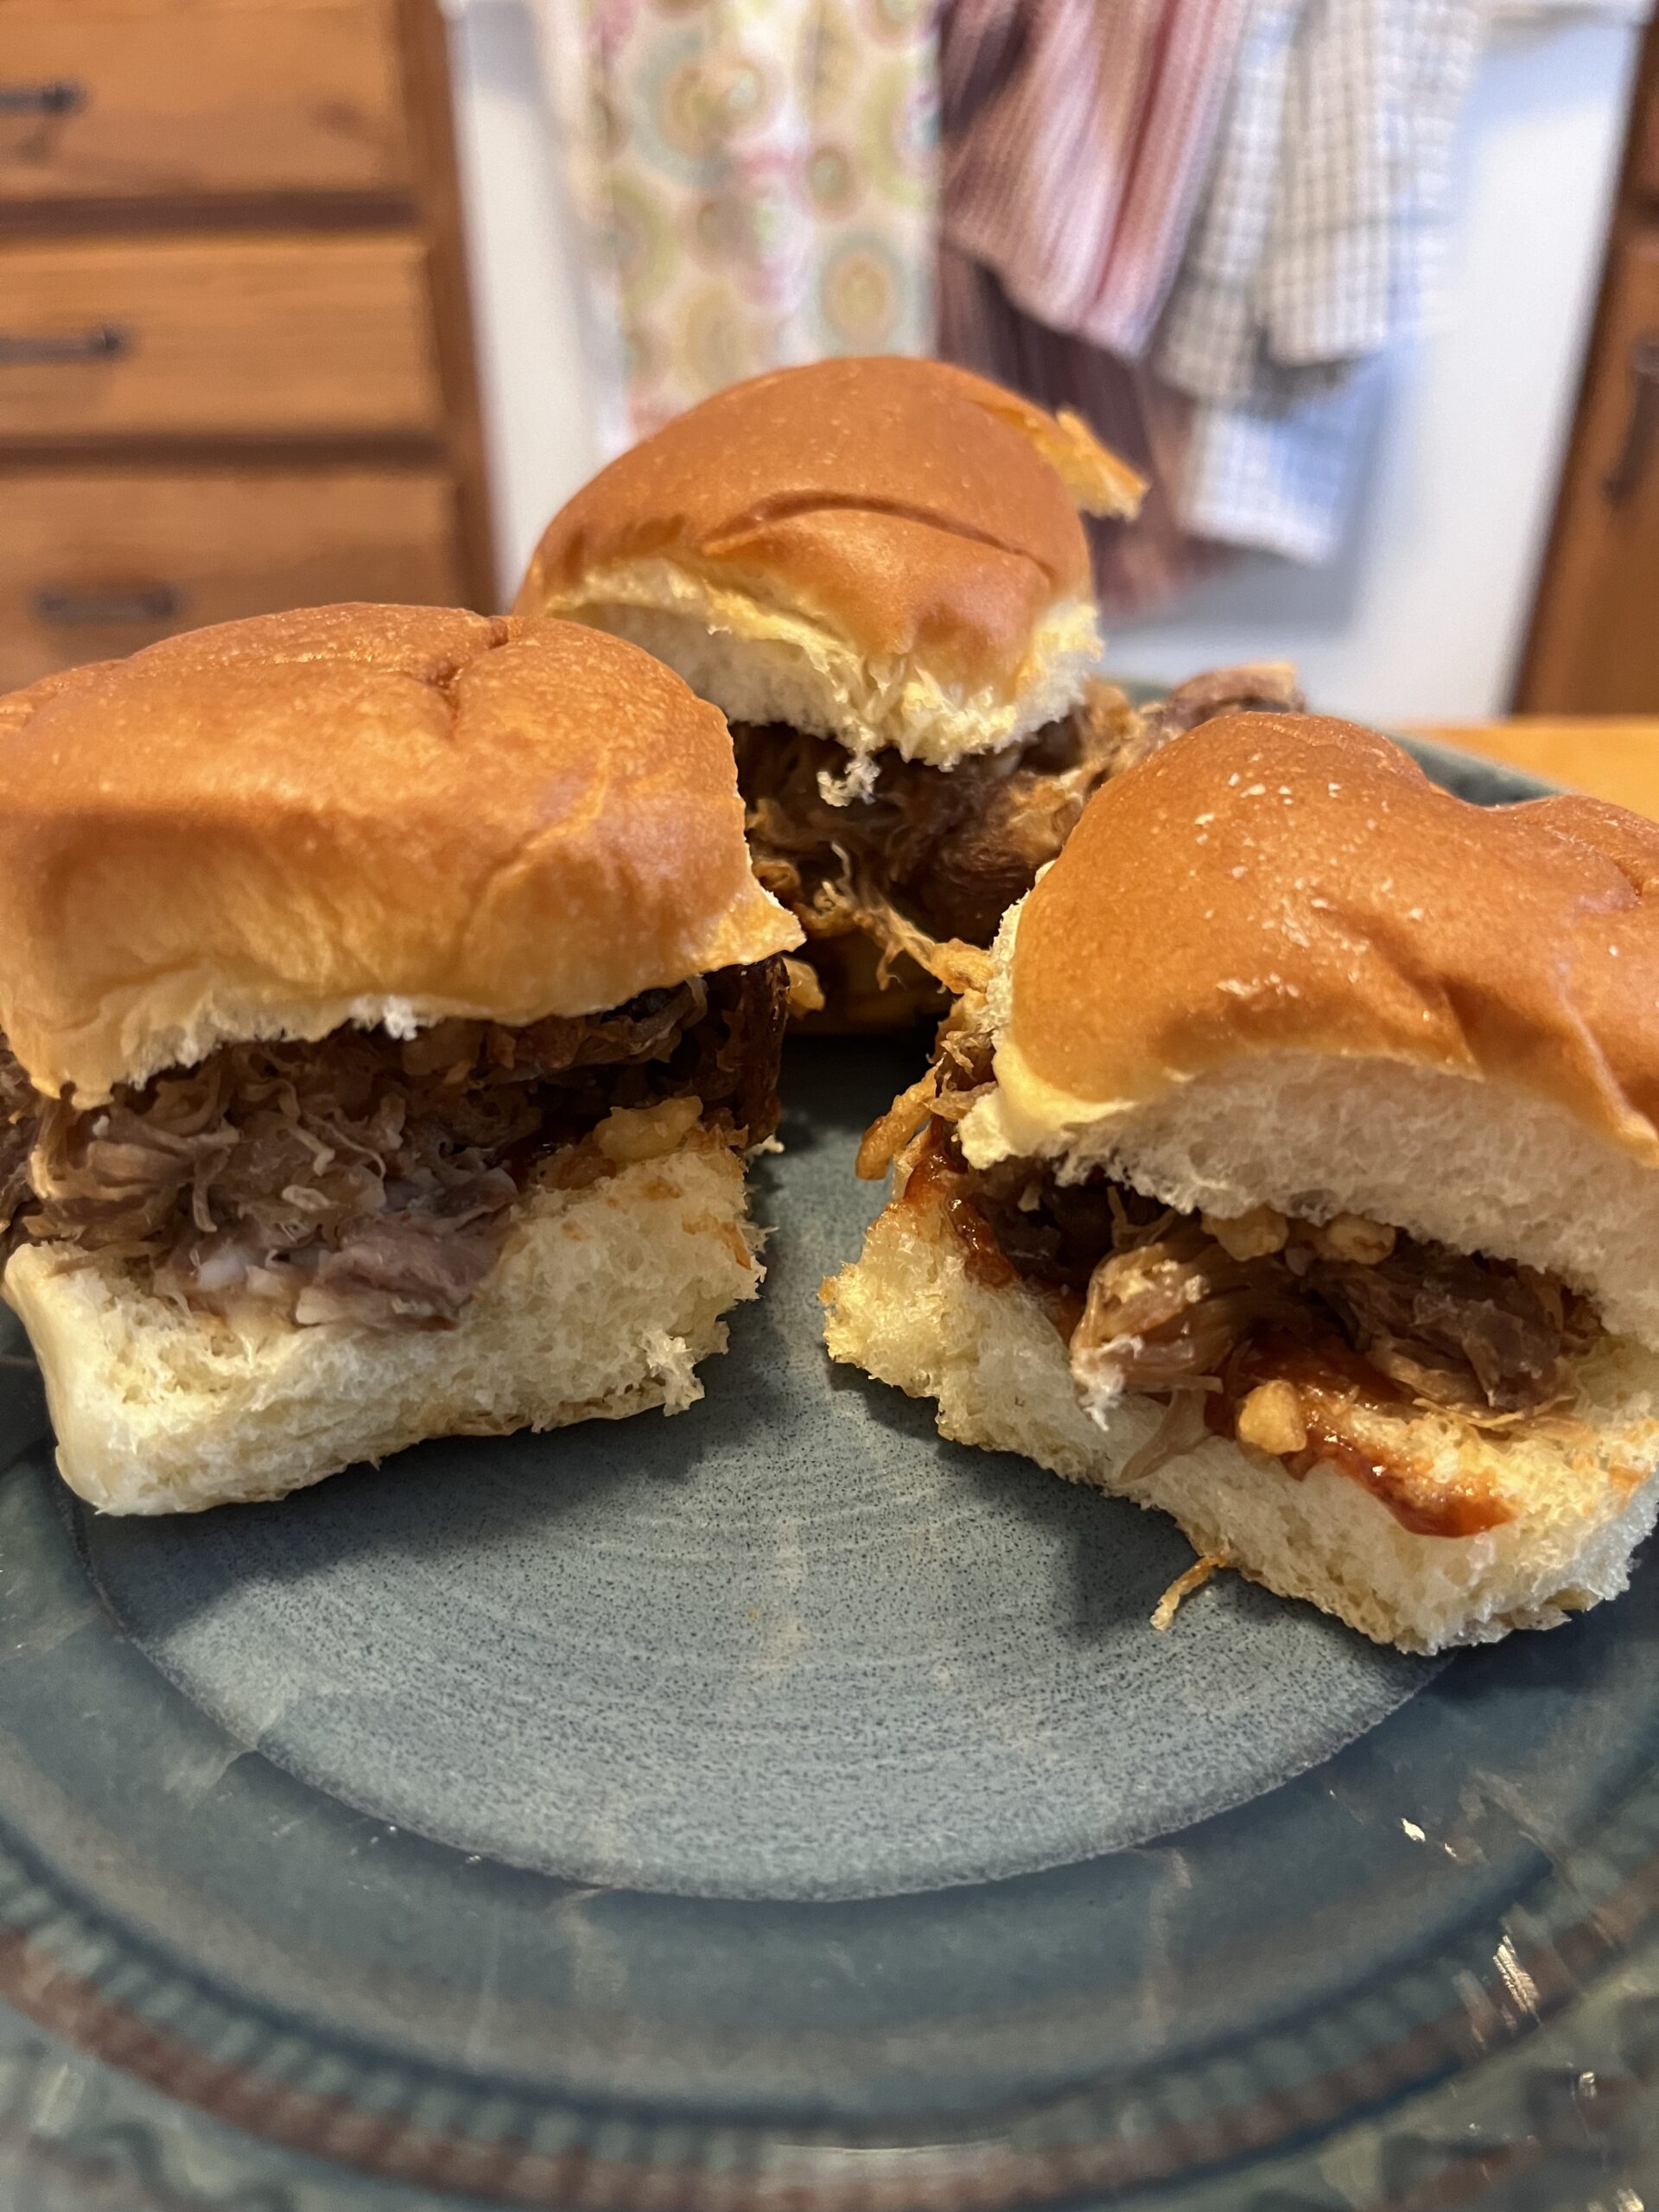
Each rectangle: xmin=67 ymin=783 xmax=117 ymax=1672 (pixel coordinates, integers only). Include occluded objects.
xmin=734 ymin=694 xmax=1128 ymax=962
xmin=734 ymin=664 xmax=1306 ymax=988
xmin=0 ymin=960 xmax=787 ymax=1331
xmin=894 ymin=1027 xmax=1599 ymax=1445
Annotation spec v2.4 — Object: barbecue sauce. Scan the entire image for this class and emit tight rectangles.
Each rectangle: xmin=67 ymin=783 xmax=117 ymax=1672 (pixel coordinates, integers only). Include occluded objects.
xmin=899 ymin=1131 xmax=1018 ymax=1290
xmin=900 ymin=1112 xmax=1516 ymax=1540
xmin=1206 ymin=1333 xmax=1510 ymax=1539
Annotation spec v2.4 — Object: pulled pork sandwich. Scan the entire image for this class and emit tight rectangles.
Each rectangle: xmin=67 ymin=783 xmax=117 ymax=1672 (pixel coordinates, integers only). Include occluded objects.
xmin=0 ymin=606 xmax=802 ymax=1515
xmin=824 ymin=714 xmax=1659 ymax=1653
xmin=513 ymin=356 xmax=1147 ymax=1026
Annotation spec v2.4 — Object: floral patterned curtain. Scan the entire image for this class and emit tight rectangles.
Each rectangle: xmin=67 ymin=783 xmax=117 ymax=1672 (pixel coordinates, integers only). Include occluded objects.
xmin=537 ymin=0 xmax=938 ymax=454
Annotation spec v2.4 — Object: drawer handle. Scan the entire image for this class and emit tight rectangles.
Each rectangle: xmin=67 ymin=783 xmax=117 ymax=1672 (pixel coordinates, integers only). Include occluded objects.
xmin=0 ymin=323 xmax=130 ymax=366
xmin=0 ymin=80 xmax=86 ymax=118
xmin=34 ymin=585 xmax=181 ymax=627
xmin=1603 ymin=331 xmax=1659 ymax=504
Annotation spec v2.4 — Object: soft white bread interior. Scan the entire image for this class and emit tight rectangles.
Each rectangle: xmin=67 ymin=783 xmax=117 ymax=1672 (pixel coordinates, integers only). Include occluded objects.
xmin=565 ymin=572 xmax=1103 ymax=770
xmin=823 ymin=1178 xmax=1659 ymax=1655
xmin=9 ymin=1131 xmax=760 ymax=1516
xmin=516 ymin=357 xmax=1144 ymax=766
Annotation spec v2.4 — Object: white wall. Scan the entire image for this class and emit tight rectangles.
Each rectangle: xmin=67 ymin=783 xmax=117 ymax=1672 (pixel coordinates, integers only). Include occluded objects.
xmin=1111 ymin=17 xmax=1643 ymax=721
xmin=443 ymin=0 xmax=605 ymax=607
xmin=445 ymin=7 xmax=1640 ymax=717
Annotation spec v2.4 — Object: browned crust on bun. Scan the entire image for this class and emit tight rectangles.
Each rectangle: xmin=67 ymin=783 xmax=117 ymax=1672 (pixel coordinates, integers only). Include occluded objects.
xmin=515 ymin=358 xmax=1144 ymax=695
xmin=1003 ymin=713 xmax=1659 ymax=1166
xmin=0 ymin=603 xmax=800 ymax=1102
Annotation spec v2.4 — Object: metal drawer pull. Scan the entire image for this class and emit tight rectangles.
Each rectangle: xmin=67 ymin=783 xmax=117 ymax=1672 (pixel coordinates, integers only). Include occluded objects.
xmin=34 ymin=585 xmax=181 ymax=627
xmin=0 ymin=80 xmax=86 ymax=118
xmin=0 ymin=323 xmax=130 ymax=365
xmin=1603 ymin=331 xmax=1659 ymax=503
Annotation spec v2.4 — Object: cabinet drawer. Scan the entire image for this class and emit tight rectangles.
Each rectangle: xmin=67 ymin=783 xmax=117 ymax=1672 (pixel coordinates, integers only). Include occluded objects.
xmin=0 ymin=232 xmax=441 ymax=442
xmin=0 ymin=0 xmax=410 ymax=205
xmin=0 ymin=466 xmax=464 ymax=690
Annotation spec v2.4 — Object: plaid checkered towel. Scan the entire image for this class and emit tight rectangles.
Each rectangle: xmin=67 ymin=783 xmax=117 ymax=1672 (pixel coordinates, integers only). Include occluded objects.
xmin=1155 ymin=0 xmax=1484 ymax=562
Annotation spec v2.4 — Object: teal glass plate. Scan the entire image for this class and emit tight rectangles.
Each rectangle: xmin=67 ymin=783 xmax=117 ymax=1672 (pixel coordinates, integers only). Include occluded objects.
xmin=1 ymin=738 xmax=1655 ymax=2209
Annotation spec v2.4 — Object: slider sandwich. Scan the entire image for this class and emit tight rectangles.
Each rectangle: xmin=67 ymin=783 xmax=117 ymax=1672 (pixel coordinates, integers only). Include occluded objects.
xmin=0 ymin=606 xmax=802 ymax=1514
xmin=514 ymin=356 xmax=1148 ymax=1025
xmin=825 ymin=715 xmax=1659 ymax=1652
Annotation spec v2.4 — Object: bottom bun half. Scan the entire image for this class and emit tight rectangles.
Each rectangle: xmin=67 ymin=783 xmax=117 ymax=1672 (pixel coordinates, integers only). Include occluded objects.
xmin=822 ymin=1184 xmax=1659 ymax=1655
xmin=9 ymin=1132 xmax=762 ymax=1516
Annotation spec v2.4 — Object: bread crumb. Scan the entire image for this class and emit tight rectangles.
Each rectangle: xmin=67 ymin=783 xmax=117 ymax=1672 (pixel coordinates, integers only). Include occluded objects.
xmin=783 ymin=957 xmax=825 ymax=1018
xmin=597 ymin=1096 xmax=702 ymax=1163
xmin=1202 ymin=1203 xmax=1287 ymax=1260
xmin=1237 ymin=1379 xmax=1307 ymax=1455
xmin=817 ymin=753 xmax=879 ymax=807
xmin=1151 ymin=1552 xmax=1227 ymax=1630
xmin=1306 ymin=1211 xmax=1396 ymax=1264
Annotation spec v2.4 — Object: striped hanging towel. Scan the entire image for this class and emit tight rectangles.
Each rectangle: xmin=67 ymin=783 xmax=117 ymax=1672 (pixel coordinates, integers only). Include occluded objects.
xmin=943 ymin=0 xmax=1255 ymax=359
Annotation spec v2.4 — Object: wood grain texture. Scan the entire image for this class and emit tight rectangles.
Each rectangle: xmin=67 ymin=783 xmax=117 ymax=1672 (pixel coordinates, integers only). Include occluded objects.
xmin=0 ymin=464 xmax=461 ymax=689
xmin=1519 ymin=16 xmax=1659 ymax=712
xmin=395 ymin=0 xmax=495 ymax=608
xmin=0 ymin=230 xmax=442 ymax=440
xmin=1517 ymin=228 xmax=1659 ymax=714
xmin=1412 ymin=718 xmax=1659 ymax=822
xmin=0 ymin=0 xmax=410 ymax=205
xmin=1638 ymin=25 xmax=1659 ymax=206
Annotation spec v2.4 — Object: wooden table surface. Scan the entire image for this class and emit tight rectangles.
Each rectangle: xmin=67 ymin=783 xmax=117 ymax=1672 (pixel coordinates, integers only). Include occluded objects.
xmin=1411 ymin=719 xmax=1659 ymax=820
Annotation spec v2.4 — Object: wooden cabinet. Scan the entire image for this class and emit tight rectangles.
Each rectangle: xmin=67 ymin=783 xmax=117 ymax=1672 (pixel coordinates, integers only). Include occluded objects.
xmin=0 ymin=233 xmax=442 ymax=440
xmin=1520 ymin=19 xmax=1659 ymax=712
xmin=0 ymin=0 xmax=411 ymax=205
xmin=0 ymin=467 xmax=463 ymax=689
xmin=1637 ymin=33 xmax=1659 ymax=207
xmin=1522 ymin=236 xmax=1659 ymax=713
xmin=0 ymin=0 xmax=491 ymax=687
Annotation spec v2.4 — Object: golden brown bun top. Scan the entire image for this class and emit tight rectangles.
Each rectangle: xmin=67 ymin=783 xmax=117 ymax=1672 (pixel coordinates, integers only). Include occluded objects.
xmin=516 ymin=357 xmax=1144 ymax=691
xmin=0 ymin=604 xmax=799 ymax=1101
xmin=1006 ymin=713 xmax=1659 ymax=1164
